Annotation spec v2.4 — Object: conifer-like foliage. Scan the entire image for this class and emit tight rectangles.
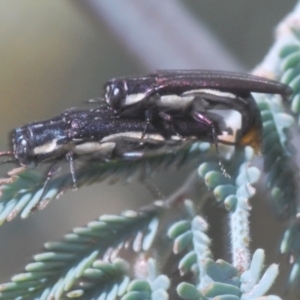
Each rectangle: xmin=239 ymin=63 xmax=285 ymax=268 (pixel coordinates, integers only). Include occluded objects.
xmin=1 ymin=3 xmax=300 ymax=300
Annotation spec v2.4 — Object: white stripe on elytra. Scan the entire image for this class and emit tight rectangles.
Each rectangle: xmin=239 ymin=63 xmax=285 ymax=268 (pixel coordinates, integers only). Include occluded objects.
xmin=182 ymin=89 xmax=237 ymax=99
xmin=33 ymin=139 xmax=59 ymax=155
xmin=101 ymin=132 xmax=165 ymax=142
xmin=124 ymin=93 xmax=147 ymax=106
xmin=74 ymin=142 xmax=116 ymax=155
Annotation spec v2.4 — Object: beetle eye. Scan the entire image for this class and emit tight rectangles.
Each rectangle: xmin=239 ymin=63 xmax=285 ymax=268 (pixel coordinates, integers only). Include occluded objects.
xmin=105 ymin=83 xmax=125 ymax=112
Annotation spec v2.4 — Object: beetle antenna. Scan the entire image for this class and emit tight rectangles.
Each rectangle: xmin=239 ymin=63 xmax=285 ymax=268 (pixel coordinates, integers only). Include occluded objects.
xmin=87 ymin=97 xmax=105 ymax=103
xmin=0 ymin=151 xmax=14 ymax=157
xmin=0 ymin=158 xmax=17 ymax=165
xmin=31 ymin=163 xmax=61 ymax=212
xmin=0 ymin=151 xmax=16 ymax=165
xmin=89 ymin=100 xmax=111 ymax=114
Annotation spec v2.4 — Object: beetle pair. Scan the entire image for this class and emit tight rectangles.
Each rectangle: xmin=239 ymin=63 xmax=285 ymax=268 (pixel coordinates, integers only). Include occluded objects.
xmin=0 ymin=70 xmax=292 ymax=195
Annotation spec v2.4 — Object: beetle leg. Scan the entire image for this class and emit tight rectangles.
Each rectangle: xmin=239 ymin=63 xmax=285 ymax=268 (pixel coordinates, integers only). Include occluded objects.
xmin=31 ymin=163 xmax=62 ymax=212
xmin=192 ymin=112 xmax=230 ymax=178
xmin=158 ymin=111 xmax=173 ymax=122
xmin=141 ymin=161 xmax=165 ymax=199
xmin=90 ymin=102 xmax=111 ymax=114
xmin=158 ymin=111 xmax=183 ymax=140
xmin=140 ymin=110 xmax=153 ymax=143
xmin=143 ymin=178 xmax=165 ymax=199
xmin=66 ymin=151 xmax=78 ymax=190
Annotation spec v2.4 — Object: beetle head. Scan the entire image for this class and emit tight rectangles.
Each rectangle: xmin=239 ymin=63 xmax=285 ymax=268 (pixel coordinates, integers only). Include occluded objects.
xmin=104 ymin=80 xmax=126 ymax=113
xmin=11 ymin=118 xmax=68 ymax=168
xmin=12 ymin=127 xmax=36 ymax=167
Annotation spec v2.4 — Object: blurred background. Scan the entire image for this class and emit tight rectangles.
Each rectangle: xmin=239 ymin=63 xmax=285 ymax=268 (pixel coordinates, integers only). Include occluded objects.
xmin=0 ymin=0 xmax=295 ymax=293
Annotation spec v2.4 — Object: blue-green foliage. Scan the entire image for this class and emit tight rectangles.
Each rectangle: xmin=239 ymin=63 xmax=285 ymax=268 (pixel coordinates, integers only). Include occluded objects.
xmin=169 ymin=215 xmax=281 ymax=300
xmin=0 ymin=203 xmax=167 ymax=299
xmin=257 ymin=96 xmax=297 ymax=219
xmin=275 ymin=34 xmax=300 ymax=292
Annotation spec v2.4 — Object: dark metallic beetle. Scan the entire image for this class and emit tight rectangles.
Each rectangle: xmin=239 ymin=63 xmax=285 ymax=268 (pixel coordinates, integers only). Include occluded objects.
xmin=103 ymin=70 xmax=292 ymax=153
xmin=0 ymin=106 xmax=213 ymax=182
